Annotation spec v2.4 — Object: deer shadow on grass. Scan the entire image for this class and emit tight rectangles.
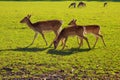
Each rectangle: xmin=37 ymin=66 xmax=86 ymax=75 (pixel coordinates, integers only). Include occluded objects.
xmin=0 ymin=47 xmax=90 ymax=54
xmin=47 ymin=48 xmax=90 ymax=56
xmin=0 ymin=47 xmax=48 ymax=52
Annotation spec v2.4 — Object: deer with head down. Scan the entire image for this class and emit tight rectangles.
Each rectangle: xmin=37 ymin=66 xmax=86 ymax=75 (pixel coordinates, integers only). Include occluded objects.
xmin=68 ymin=19 xmax=106 ymax=48
xmin=20 ymin=15 xmax=62 ymax=47
xmin=77 ymin=1 xmax=86 ymax=8
xmin=68 ymin=2 xmax=76 ymax=8
xmin=104 ymin=2 xmax=107 ymax=7
xmin=54 ymin=25 xmax=91 ymax=50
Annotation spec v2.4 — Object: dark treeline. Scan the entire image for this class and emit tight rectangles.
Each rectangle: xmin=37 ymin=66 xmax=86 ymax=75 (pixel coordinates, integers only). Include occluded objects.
xmin=0 ymin=0 xmax=120 ymax=1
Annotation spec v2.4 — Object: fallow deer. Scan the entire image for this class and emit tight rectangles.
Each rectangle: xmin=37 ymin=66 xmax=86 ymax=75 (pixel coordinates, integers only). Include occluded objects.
xmin=104 ymin=2 xmax=107 ymax=7
xmin=20 ymin=15 xmax=62 ymax=47
xmin=68 ymin=19 xmax=106 ymax=48
xmin=68 ymin=2 xmax=76 ymax=8
xmin=54 ymin=26 xmax=91 ymax=50
xmin=77 ymin=1 xmax=86 ymax=8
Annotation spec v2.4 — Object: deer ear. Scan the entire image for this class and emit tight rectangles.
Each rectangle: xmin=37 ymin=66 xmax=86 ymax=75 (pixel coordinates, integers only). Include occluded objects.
xmin=73 ymin=19 xmax=75 ymax=21
xmin=27 ymin=14 xmax=31 ymax=18
xmin=74 ymin=19 xmax=77 ymax=22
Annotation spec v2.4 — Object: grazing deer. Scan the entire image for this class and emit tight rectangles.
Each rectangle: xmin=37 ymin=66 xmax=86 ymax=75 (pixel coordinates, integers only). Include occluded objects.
xmin=68 ymin=2 xmax=76 ymax=8
xmin=54 ymin=26 xmax=91 ymax=50
xmin=77 ymin=1 xmax=86 ymax=8
xmin=68 ymin=19 xmax=106 ymax=48
xmin=104 ymin=2 xmax=107 ymax=7
xmin=20 ymin=15 xmax=62 ymax=47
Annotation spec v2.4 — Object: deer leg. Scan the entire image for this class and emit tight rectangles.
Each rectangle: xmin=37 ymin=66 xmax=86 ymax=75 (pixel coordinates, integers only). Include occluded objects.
xmin=78 ymin=37 xmax=83 ymax=48
xmin=49 ymin=41 xmax=54 ymax=47
xmin=97 ymin=34 xmax=106 ymax=47
xmin=60 ymin=38 xmax=68 ymax=47
xmin=77 ymin=36 xmax=80 ymax=45
xmin=69 ymin=5 xmax=71 ymax=8
xmin=41 ymin=32 xmax=48 ymax=46
xmin=26 ymin=32 xmax=38 ymax=48
xmin=93 ymin=36 xmax=99 ymax=48
xmin=62 ymin=37 xmax=68 ymax=50
xmin=77 ymin=4 xmax=79 ymax=8
xmin=49 ymin=31 xmax=59 ymax=47
xmin=74 ymin=4 xmax=76 ymax=8
xmin=82 ymin=36 xmax=91 ymax=49
xmin=60 ymin=38 xmax=64 ymax=46
xmin=49 ymin=41 xmax=53 ymax=47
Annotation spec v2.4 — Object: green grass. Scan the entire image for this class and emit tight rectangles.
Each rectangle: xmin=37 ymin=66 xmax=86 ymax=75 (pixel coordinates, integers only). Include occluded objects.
xmin=0 ymin=1 xmax=120 ymax=79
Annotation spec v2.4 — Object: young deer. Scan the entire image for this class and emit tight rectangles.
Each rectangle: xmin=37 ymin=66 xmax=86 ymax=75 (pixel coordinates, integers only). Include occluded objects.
xmin=54 ymin=26 xmax=91 ymax=50
xmin=20 ymin=15 xmax=62 ymax=47
xmin=68 ymin=19 xmax=106 ymax=48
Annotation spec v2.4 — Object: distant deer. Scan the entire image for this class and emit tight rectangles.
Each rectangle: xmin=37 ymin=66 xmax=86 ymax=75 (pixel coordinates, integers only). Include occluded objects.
xmin=54 ymin=26 xmax=91 ymax=50
xmin=68 ymin=19 xmax=106 ymax=48
xmin=20 ymin=15 xmax=62 ymax=47
xmin=68 ymin=2 xmax=76 ymax=8
xmin=104 ymin=2 xmax=107 ymax=7
xmin=77 ymin=1 xmax=86 ymax=8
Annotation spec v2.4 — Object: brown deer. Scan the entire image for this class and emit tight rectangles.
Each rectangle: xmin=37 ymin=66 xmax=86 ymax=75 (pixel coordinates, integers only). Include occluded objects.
xmin=68 ymin=2 xmax=76 ymax=8
xmin=77 ymin=1 xmax=86 ymax=8
xmin=54 ymin=26 xmax=91 ymax=50
xmin=68 ymin=19 xmax=106 ymax=48
xmin=104 ymin=2 xmax=107 ymax=7
xmin=20 ymin=15 xmax=62 ymax=47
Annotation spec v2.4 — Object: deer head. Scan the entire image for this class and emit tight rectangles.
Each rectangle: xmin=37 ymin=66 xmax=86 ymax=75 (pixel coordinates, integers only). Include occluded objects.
xmin=20 ymin=14 xmax=31 ymax=23
xmin=54 ymin=40 xmax=59 ymax=49
xmin=68 ymin=19 xmax=77 ymax=26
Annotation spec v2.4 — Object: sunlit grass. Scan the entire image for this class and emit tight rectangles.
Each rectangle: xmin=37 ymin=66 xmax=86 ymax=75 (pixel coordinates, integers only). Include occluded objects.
xmin=0 ymin=1 xmax=120 ymax=79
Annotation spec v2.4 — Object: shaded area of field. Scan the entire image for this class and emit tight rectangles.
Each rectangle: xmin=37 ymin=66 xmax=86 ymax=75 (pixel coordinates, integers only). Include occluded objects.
xmin=1 ymin=65 xmax=120 ymax=79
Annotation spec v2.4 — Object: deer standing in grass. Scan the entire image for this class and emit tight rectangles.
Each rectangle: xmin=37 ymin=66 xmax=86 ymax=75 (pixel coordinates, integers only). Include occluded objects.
xmin=104 ymin=2 xmax=107 ymax=7
xmin=20 ymin=15 xmax=62 ymax=47
xmin=68 ymin=19 xmax=106 ymax=48
xmin=68 ymin=2 xmax=76 ymax=8
xmin=77 ymin=1 xmax=86 ymax=8
xmin=54 ymin=26 xmax=91 ymax=50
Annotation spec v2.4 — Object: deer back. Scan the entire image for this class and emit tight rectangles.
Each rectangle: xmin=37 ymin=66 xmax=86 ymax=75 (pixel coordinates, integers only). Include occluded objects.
xmin=33 ymin=20 xmax=62 ymax=32
xmin=60 ymin=26 xmax=84 ymax=38
xmin=84 ymin=25 xmax=100 ymax=34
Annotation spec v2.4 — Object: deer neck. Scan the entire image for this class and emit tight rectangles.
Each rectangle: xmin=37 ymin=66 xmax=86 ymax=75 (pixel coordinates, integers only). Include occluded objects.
xmin=71 ymin=23 xmax=77 ymax=26
xmin=25 ymin=19 xmax=34 ymax=29
xmin=56 ymin=33 xmax=63 ymax=45
xmin=74 ymin=23 xmax=77 ymax=26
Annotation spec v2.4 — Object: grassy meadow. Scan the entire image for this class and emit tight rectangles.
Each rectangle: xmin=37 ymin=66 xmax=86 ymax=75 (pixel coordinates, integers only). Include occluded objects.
xmin=0 ymin=1 xmax=120 ymax=79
